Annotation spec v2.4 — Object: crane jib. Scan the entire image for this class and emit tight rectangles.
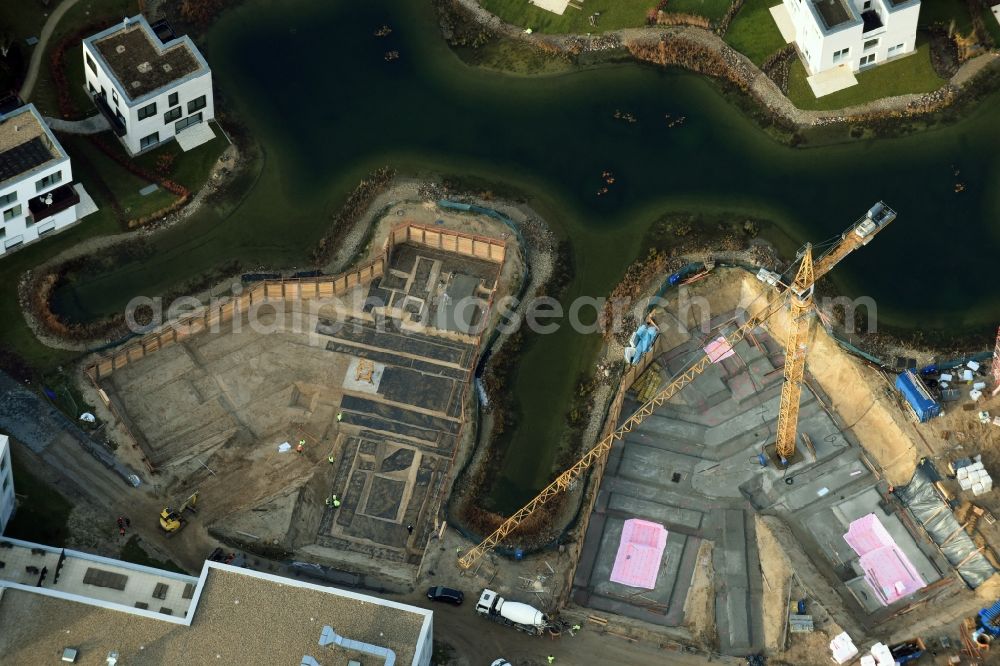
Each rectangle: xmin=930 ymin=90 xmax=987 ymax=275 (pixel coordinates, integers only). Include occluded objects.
xmin=458 ymin=204 xmax=896 ymax=569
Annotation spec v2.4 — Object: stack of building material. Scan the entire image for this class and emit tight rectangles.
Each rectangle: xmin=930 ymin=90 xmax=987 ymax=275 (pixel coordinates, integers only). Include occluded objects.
xmin=609 ymin=519 xmax=669 ymax=589
xmin=843 ymin=514 xmax=926 ymax=605
xmin=830 ymin=632 xmax=859 ymax=664
xmin=957 ymin=460 xmax=993 ymax=496
xmin=869 ymin=642 xmax=895 ymax=666
xmin=632 ymin=363 xmax=662 ymax=403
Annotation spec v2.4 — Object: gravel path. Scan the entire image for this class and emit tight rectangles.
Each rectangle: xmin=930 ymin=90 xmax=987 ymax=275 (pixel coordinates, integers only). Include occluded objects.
xmin=19 ymin=0 xmax=83 ymax=101
xmin=45 ymin=113 xmax=111 ymax=135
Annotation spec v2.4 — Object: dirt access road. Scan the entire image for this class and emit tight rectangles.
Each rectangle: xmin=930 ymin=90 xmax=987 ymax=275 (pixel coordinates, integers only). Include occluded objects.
xmin=400 ymin=591 xmax=736 ymax=666
xmin=0 ymin=369 xmax=218 ymax=567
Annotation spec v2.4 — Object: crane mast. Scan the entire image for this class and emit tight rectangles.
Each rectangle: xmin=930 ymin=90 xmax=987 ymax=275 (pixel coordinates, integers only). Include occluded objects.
xmin=458 ymin=204 xmax=897 ymax=569
xmin=774 ymin=245 xmax=815 ymax=462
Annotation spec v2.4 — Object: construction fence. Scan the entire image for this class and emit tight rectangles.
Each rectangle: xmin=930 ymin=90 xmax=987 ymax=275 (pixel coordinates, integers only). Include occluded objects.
xmin=85 ymin=221 xmax=508 ymax=382
xmin=389 ymin=222 xmax=507 ymax=264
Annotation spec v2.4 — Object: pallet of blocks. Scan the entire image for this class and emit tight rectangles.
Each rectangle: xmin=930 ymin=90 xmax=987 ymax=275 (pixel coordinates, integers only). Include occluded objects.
xmin=631 ymin=363 xmax=662 ymax=403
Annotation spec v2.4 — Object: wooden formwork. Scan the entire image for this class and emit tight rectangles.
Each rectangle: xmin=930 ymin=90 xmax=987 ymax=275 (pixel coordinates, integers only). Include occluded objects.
xmin=84 ymin=221 xmax=508 ymax=382
xmin=390 ymin=221 xmax=507 ymax=264
xmin=85 ymin=255 xmax=387 ymax=381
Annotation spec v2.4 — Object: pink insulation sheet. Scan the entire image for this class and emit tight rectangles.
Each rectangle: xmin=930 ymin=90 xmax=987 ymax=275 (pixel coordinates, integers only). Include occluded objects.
xmin=704 ymin=336 xmax=736 ymax=363
xmin=843 ymin=513 xmax=925 ymax=605
xmin=609 ymin=519 xmax=669 ymax=589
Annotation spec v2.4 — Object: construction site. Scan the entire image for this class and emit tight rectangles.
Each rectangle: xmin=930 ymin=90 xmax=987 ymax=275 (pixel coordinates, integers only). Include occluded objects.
xmin=423 ymin=203 xmax=1000 ymax=665
xmin=81 ymin=210 xmax=514 ymax=586
xmin=73 ymin=198 xmax=1000 ymax=664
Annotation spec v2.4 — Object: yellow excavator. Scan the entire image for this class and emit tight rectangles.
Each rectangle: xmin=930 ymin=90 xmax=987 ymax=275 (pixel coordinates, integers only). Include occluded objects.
xmin=159 ymin=491 xmax=199 ymax=535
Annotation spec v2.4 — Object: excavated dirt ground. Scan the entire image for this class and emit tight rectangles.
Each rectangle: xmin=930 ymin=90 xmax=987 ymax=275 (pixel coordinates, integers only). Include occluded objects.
xmin=427 ymin=267 xmax=992 ymax=661
xmin=78 ymin=202 xmax=522 ymax=583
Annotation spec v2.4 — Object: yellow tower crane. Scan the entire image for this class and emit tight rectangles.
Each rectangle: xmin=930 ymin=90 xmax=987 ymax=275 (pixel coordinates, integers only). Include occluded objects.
xmin=774 ymin=244 xmax=815 ymax=463
xmin=458 ymin=203 xmax=897 ymax=569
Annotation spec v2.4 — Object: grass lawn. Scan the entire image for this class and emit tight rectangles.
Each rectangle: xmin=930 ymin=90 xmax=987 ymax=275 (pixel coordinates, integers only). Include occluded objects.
xmin=120 ymin=535 xmax=187 ymax=574
xmin=918 ymin=0 xmax=974 ymax=33
xmin=63 ymin=135 xmax=179 ymax=220
xmin=4 ymin=450 xmax=73 ymax=546
xmin=660 ymin=0 xmax=731 ymax=22
xmin=30 ymin=0 xmax=138 ymax=117
xmin=786 ymin=43 xmax=944 ymax=110
xmin=480 ymin=0 xmax=731 ymax=33
xmin=725 ymin=0 xmax=787 ymax=66
xmin=480 ymin=0 xmax=650 ymax=33
xmin=133 ymin=134 xmax=229 ymax=192
xmin=0 ymin=3 xmax=50 ymax=45
xmin=65 ymin=49 xmax=93 ymax=119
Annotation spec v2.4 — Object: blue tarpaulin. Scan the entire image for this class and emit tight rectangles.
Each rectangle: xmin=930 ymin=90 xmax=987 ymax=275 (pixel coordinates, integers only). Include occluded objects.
xmin=895 ymin=370 xmax=941 ymax=422
xmin=626 ymin=323 xmax=659 ymax=365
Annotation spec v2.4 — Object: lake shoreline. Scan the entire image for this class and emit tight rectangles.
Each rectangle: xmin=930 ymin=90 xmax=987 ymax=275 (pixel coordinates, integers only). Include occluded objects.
xmin=439 ymin=0 xmax=1000 ymax=145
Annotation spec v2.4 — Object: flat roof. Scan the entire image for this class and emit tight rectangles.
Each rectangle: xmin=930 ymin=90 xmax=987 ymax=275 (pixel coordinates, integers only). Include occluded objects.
xmin=0 ymin=543 xmax=431 ymax=665
xmin=813 ymin=0 xmax=854 ymax=29
xmin=88 ymin=16 xmax=207 ymax=101
xmin=0 ymin=536 xmax=197 ymax=619
xmin=0 ymin=105 xmax=63 ymax=187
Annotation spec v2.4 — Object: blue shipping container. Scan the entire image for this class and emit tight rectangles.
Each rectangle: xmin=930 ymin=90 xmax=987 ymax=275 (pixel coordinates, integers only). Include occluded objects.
xmin=895 ymin=370 xmax=941 ymax=422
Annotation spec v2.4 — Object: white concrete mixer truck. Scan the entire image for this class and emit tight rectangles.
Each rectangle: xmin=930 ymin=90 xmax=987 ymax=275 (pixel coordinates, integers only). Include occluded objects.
xmin=475 ymin=589 xmax=549 ymax=635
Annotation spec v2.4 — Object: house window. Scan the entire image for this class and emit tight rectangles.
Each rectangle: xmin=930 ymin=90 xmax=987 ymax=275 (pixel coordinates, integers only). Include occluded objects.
xmin=88 ymin=81 xmax=97 ymax=94
xmin=860 ymin=53 xmax=876 ymax=67
xmin=86 ymin=52 xmax=97 ymax=74
xmin=863 ymin=38 xmax=879 ymax=51
xmin=116 ymin=109 xmax=126 ymax=128
xmin=140 ymin=132 xmax=160 ymax=150
xmin=863 ymin=0 xmax=872 ymax=8
xmin=832 ymin=47 xmax=850 ymax=64
xmin=175 ymin=113 xmax=203 ymax=133
xmin=112 ymin=89 xmax=118 ymax=106
xmin=888 ymin=43 xmax=904 ymax=56
xmin=168 ymin=92 xmax=179 ymax=107
xmin=35 ymin=171 xmax=62 ymax=193
xmin=187 ymin=95 xmax=206 ymax=114
xmin=0 ymin=191 xmax=15 ymax=207
xmin=138 ymin=102 xmax=157 ymax=120
xmin=3 ymin=205 xmax=22 ymax=222
xmin=164 ymin=107 xmax=182 ymax=123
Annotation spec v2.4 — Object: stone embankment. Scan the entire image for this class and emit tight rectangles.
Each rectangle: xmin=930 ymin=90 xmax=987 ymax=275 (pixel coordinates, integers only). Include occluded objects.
xmin=452 ymin=0 xmax=1000 ymax=127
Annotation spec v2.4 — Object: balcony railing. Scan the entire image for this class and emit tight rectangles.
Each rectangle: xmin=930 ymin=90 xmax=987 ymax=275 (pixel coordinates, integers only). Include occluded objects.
xmin=28 ymin=184 xmax=80 ymax=224
xmin=92 ymin=93 xmax=127 ymax=137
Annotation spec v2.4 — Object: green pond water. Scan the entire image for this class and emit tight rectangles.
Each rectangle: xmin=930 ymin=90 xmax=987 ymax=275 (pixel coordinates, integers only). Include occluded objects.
xmin=51 ymin=0 xmax=1000 ymax=513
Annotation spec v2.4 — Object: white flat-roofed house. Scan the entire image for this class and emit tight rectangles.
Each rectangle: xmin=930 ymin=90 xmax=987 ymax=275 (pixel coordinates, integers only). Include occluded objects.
xmin=82 ymin=16 xmax=215 ymax=155
xmin=0 ymin=104 xmax=95 ymax=258
xmin=0 ymin=435 xmax=14 ymax=533
xmin=784 ymin=0 xmax=921 ymax=74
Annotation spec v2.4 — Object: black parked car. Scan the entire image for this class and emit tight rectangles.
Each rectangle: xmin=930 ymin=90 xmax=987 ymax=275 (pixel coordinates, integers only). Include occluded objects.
xmin=426 ymin=586 xmax=464 ymax=605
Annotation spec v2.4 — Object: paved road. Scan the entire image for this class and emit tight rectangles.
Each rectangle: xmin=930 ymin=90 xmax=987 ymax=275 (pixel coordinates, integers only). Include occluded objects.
xmin=395 ymin=591 xmax=735 ymax=666
xmin=19 ymin=0 xmax=83 ymax=101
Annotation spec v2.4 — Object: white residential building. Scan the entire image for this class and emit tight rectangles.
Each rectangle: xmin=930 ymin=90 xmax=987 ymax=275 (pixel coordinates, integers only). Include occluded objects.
xmin=82 ymin=16 xmax=215 ymax=155
xmin=0 ymin=104 xmax=95 ymax=258
xmin=0 ymin=538 xmax=434 ymax=665
xmin=0 ymin=435 xmax=14 ymax=533
xmin=783 ymin=0 xmax=921 ymax=74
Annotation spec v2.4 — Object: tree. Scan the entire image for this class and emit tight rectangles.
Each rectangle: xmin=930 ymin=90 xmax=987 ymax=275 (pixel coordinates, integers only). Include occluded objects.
xmin=0 ymin=31 xmax=12 ymax=58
